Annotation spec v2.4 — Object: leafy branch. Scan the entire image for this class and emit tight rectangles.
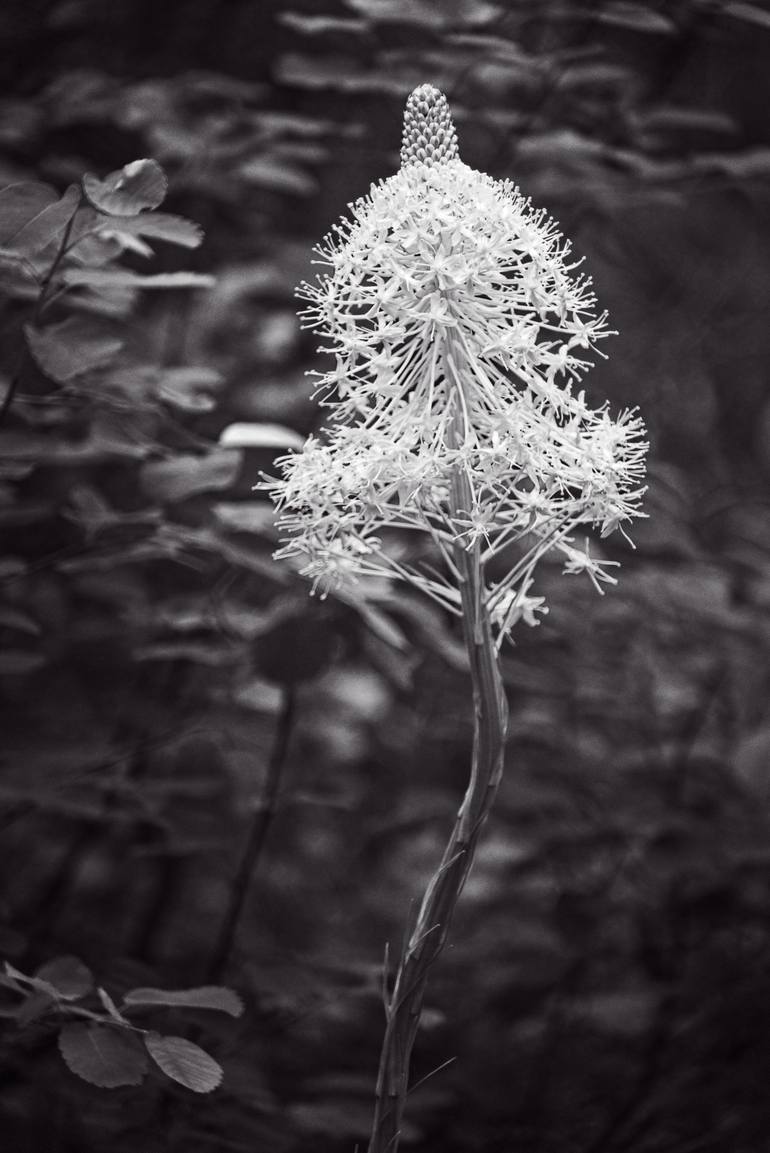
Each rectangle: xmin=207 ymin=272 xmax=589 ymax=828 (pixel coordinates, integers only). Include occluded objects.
xmin=1 ymin=956 xmax=242 ymax=1094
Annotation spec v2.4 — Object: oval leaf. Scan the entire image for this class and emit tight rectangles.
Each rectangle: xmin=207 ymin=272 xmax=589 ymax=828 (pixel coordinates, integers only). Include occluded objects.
xmin=144 ymin=1033 xmax=223 ymax=1093
xmin=58 ymin=1023 xmax=149 ymax=1088
xmin=3 ymin=185 xmax=81 ymax=258
xmin=35 ymin=956 xmax=93 ymax=1000
xmin=219 ymin=422 xmax=305 ymax=450
xmin=124 ymin=985 xmax=243 ymax=1017
xmin=16 ymin=989 xmax=56 ymax=1027
xmin=25 ymin=318 xmax=122 ymax=383
xmin=83 ymin=159 xmax=167 ymax=216
xmin=0 ymin=182 xmax=58 ymax=245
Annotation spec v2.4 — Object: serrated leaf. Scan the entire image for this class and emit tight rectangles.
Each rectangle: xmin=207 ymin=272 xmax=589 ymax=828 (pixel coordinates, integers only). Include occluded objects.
xmin=144 ymin=1033 xmax=223 ymax=1093
xmin=219 ymin=422 xmax=304 ymax=450
xmin=63 ymin=269 xmax=214 ymax=290
xmin=58 ymin=1023 xmax=149 ymax=1088
xmin=98 ymin=211 xmax=203 ymax=249
xmin=25 ymin=318 xmax=122 ymax=383
xmin=141 ymin=449 xmax=241 ymax=503
xmin=0 ymin=183 xmax=58 ymax=245
xmin=82 ymin=159 xmax=167 ymax=216
xmin=2 ymin=185 xmax=80 ymax=258
xmin=123 ymin=985 xmax=244 ymax=1017
xmin=35 ymin=956 xmax=93 ymax=1000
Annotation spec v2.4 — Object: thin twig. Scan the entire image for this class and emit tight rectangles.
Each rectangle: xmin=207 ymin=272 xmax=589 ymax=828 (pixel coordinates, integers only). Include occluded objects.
xmin=205 ymin=688 xmax=296 ymax=983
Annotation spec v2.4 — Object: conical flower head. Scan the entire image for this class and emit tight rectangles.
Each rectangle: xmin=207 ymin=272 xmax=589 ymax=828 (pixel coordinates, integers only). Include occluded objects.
xmin=400 ymin=84 xmax=459 ymax=167
xmin=267 ymin=86 xmax=647 ymax=640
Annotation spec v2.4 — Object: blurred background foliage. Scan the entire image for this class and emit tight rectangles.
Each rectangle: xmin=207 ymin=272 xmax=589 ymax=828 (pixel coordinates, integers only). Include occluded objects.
xmin=1 ymin=1 xmax=770 ymax=1150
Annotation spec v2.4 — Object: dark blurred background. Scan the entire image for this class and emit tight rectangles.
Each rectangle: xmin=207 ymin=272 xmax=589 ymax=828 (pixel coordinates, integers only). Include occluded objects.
xmin=1 ymin=1 xmax=770 ymax=1150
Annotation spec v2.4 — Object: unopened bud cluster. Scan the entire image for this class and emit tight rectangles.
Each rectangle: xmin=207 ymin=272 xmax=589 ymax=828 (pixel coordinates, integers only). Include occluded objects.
xmin=400 ymin=84 xmax=459 ymax=167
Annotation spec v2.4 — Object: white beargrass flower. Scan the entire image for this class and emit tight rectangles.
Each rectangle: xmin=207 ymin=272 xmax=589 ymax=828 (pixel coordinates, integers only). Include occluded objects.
xmin=266 ymin=85 xmax=647 ymax=643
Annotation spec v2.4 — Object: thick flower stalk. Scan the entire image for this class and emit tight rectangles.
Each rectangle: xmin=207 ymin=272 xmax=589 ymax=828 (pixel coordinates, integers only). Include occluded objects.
xmin=267 ymin=84 xmax=647 ymax=1153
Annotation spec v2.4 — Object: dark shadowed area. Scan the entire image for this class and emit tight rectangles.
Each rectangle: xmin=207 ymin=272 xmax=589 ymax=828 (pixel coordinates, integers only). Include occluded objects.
xmin=1 ymin=2 xmax=770 ymax=1151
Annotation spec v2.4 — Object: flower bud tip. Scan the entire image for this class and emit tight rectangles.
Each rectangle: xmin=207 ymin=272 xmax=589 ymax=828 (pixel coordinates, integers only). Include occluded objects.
xmin=401 ymin=84 xmax=459 ymax=168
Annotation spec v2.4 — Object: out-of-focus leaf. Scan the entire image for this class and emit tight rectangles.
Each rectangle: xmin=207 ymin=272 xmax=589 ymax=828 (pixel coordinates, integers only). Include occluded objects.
xmin=0 ymin=251 xmax=39 ymax=297
xmin=0 ymin=651 xmax=47 ymax=674
xmin=15 ymin=990 xmax=56 ymax=1027
xmin=124 ymin=986 xmax=244 ymax=1017
xmin=63 ymin=269 xmax=214 ymax=290
xmin=559 ymin=63 xmax=633 ymax=89
xmin=82 ymin=159 xmax=167 ymax=216
xmin=134 ymin=641 xmax=238 ymax=666
xmin=239 ymin=156 xmax=318 ymax=197
xmin=1 ymin=185 xmax=80 ymax=258
xmin=567 ymin=988 xmax=659 ymax=1037
xmin=354 ymin=603 xmax=409 ymax=650
xmin=733 ymin=724 xmax=770 ymax=803
xmin=156 ymin=366 xmax=223 ymax=412
xmin=213 ymin=501 xmax=276 ymax=535
xmin=596 ymin=3 xmax=675 ymax=32
xmin=693 ymin=148 xmax=770 ymax=180
xmin=278 ymin=13 xmax=369 ymax=34
xmin=276 ymin=53 xmax=408 ymax=95
xmin=0 ymin=605 xmax=41 ymax=635
xmin=0 ymin=182 xmax=58 ymax=244
xmin=637 ymin=107 xmax=737 ymax=137
xmin=34 ymin=956 xmax=93 ymax=1000
xmin=141 ymin=449 xmax=242 ymax=502
xmin=219 ymin=422 xmax=304 ymax=450
xmin=144 ymin=1033 xmax=223 ymax=1093
xmin=24 ymin=317 xmax=122 ymax=383
xmin=59 ymin=1023 xmax=149 ymax=1088
xmin=725 ymin=1 xmax=770 ymax=29
xmin=345 ymin=0 xmax=501 ymax=27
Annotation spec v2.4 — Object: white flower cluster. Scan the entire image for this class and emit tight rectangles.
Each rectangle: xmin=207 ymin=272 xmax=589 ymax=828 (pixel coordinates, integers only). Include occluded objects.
xmin=266 ymin=85 xmax=647 ymax=643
